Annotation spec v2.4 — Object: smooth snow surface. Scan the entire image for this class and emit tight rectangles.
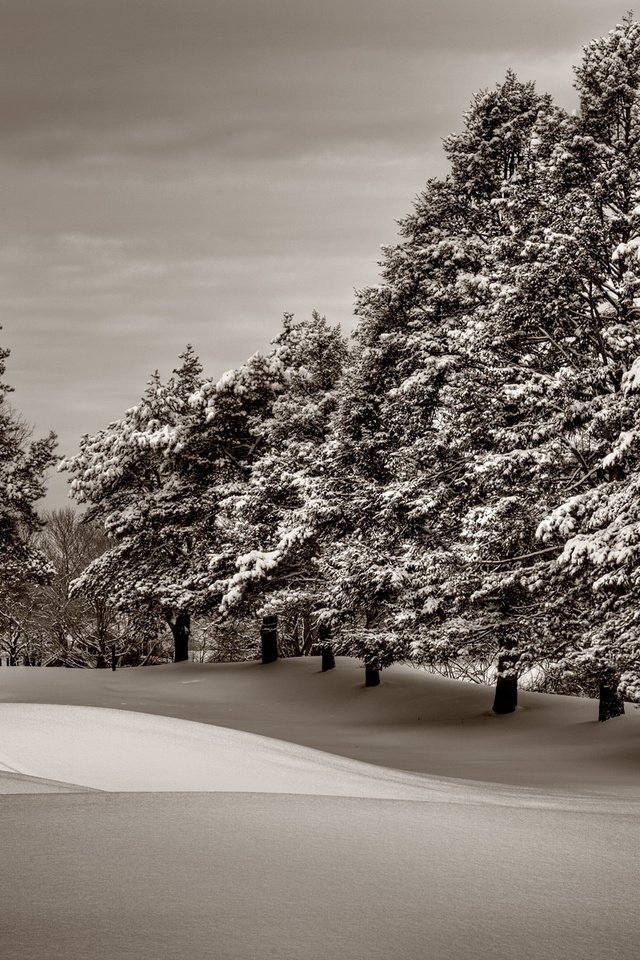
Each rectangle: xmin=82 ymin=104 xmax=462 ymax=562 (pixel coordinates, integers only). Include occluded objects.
xmin=3 ymin=792 xmax=640 ymax=960
xmin=1 ymin=702 xmax=637 ymax=814
xmin=1 ymin=657 xmax=640 ymax=795
xmin=1 ymin=658 xmax=639 ymax=959
xmin=0 ymin=701 xmax=463 ymax=798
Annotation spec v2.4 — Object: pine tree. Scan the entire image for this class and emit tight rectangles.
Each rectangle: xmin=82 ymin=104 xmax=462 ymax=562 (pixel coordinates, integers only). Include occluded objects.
xmin=425 ymin=15 xmax=640 ymax=718
xmin=0 ymin=334 xmax=57 ymax=595
xmin=213 ymin=312 xmax=348 ymax=657
xmin=62 ymin=346 xmax=207 ymax=661
xmin=64 ymin=341 xmax=296 ymax=661
xmin=334 ymin=72 xmax=559 ymax=695
xmin=527 ymin=15 xmax=640 ymax=715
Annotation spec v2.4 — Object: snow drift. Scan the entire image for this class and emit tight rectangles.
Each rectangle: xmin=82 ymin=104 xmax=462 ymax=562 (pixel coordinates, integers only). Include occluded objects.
xmin=1 ymin=659 xmax=639 ymax=960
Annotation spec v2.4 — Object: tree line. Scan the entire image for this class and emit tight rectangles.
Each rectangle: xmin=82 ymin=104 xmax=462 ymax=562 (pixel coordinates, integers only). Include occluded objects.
xmin=3 ymin=16 xmax=640 ymax=719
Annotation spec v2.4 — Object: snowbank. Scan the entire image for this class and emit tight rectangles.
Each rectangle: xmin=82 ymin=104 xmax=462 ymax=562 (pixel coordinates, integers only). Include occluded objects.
xmin=0 ymin=701 xmax=456 ymax=798
xmin=1 ymin=659 xmax=639 ymax=959
xmin=1 ymin=657 xmax=639 ymax=795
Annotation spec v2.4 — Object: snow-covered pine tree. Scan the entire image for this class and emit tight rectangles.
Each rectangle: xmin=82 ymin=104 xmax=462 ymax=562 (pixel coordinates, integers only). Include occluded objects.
xmin=0 ymin=333 xmax=57 ymax=595
xmin=212 ymin=312 xmax=348 ymax=659
xmin=433 ymin=29 xmax=640 ymax=716
xmin=65 ymin=332 xmax=313 ymax=664
xmin=430 ymin=15 xmax=640 ymax=720
xmin=420 ymin=76 xmax=571 ymax=714
xmin=337 ymin=72 xmax=559 ymax=697
xmin=316 ymin=256 xmax=455 ymax=683
xmin=61 ymin=346 xmax=208 ymax=661
xmin=524 ymin=15 xmax=640 ymax=716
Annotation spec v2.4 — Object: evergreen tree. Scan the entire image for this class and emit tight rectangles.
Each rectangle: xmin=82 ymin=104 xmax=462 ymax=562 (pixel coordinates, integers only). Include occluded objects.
xmin=420 ymin=77 xmax=569 ymax=713
xmin=62 ymin=346 xmax=207 ymax=660
xmin=0 ymin=334 xmax=56 ymax=594
xmin=422 ymin=15 xmax=640 ymax=718
xmin=213 ymin=312 xmax=348 ymax=657
xmin=334 ymin=72 xmax=559 ymax=695
xmin=64 ymin=342 xmax=293 ymax=660
xmin=527 ymin=15 xmax=640 ymax=715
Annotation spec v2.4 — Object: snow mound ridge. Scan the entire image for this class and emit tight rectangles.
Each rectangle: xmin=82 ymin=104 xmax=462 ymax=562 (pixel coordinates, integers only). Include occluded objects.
xmin=0 ymin=702 xmax=437 ymax=797
xmin=2 ymin=702 xmax=440 ymax=797
xmin=1 ymin=703 xmax=638 ymax=813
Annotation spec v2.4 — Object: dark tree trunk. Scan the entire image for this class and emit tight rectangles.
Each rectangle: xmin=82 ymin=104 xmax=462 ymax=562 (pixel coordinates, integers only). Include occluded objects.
xmin=110 ymin=643 xmax=117 ymax=672
xmin=318 ymin=623 xmax=335 ymax=672
xmin=365 ymin=661 xmax=380 ymax=687
xmin=261 ymin=615 xmax=278 ymax=664
xmin=96 ymin=651 xmax=106 ymax=669
xmin=171 ymin=612 xmax=191 ymax=663
xmin=598 ymin=674 xmax=625 ymax=722
xmin=492 ymin=653 xmax=518 ymax=715
xmin=321 ymin=645 xmax=336 ymax=672
xmin=301 ymin=613 xmax=315 ymax=656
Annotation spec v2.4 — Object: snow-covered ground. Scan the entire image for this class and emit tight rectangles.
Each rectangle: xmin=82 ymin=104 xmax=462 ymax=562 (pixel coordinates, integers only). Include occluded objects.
xmin=1 ymin=657 xmax=639 ymax=958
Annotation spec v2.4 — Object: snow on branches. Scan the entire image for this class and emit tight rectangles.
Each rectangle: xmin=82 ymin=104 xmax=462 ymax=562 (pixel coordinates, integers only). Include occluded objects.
xmin=54 ymin=16 xmax=640 ymax=706
xmin=0 ymin=334 xmax=57 ymax=592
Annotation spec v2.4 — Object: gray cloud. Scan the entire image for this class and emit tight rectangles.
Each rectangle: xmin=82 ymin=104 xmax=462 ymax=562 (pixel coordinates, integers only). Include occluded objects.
xmin=0 ymin=0 xmax=626 ymax=507
xmin=0 ymin=1 xmax=617 ymax=162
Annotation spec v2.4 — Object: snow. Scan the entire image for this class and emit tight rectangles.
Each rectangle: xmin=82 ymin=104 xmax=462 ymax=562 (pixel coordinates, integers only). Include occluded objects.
xmin=1 ymin=657 xmax=640 ymax=795
xmin=602 ymin=429 xmax=637 ymax=469
xmin=623 ymin=355 xmax=640 ymax=391
xmin=1 ymin=658 xmax=640 ymax=959
xmin=0 ymin=702 xmax=456 ymax=799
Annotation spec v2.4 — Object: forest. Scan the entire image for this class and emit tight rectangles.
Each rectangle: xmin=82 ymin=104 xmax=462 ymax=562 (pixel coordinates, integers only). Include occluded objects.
xmin=3 ymin=15 xmax=640 ymax=723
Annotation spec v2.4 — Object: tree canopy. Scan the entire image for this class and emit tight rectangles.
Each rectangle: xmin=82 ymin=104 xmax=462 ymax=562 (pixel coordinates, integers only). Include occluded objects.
xmin=50 ymin=16 xmax=640 ymax=716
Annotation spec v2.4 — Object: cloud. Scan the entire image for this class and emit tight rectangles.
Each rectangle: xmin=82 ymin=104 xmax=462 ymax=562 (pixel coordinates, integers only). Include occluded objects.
xmin=0 ymin=1 xmax=628 ymax=507
xmin=0 ymin=1 xmax=617 ymax=163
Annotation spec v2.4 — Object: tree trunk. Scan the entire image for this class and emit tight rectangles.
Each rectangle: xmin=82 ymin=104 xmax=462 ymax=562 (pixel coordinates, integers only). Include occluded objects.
xmin=111 ymin=643 xmax=117 ymax=672
xmin=318 ymin=623 xmax=335 ymax=672
xmin=261 ymin=615 xmax=278 ymax=664
xmin=492 ymin=653 xmax=518 ymax=715
xmin=321 ymin=645 xmax=336 ymax=672
xmin=365 ymin=661 xmax=380 ymax=687
xmin=301 ymin=613 xmax=315 ymax=656
xmin=598 ymin=673 xmax=625 ymax=722
xmin=171 ymin=612 xmax=191 ymax=663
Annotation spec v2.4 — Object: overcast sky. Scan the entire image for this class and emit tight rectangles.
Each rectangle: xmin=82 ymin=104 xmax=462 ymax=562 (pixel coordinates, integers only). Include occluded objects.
xmin=0 ymin=0 xmax=621 ymax=506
